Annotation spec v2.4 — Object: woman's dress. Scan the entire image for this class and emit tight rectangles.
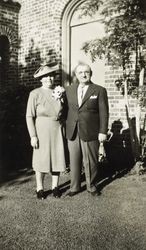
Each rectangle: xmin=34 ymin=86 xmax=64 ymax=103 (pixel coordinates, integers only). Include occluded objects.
xmin=26 ymin=87 xmax=66 ymax=173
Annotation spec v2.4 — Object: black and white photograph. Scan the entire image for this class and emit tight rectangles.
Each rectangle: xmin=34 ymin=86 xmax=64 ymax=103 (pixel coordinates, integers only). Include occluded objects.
xmin=0 ymin=0 xmax=146 ymax=249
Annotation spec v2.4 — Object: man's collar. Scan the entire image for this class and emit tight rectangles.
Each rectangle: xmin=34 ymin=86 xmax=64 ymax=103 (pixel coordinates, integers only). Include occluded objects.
xmin=78 ymin=81 xmax=91 ymax=87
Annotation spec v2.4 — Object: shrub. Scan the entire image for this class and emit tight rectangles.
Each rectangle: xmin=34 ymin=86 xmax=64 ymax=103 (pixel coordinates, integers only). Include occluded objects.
xmin=0 ymin=84 xmax=33 ymax=179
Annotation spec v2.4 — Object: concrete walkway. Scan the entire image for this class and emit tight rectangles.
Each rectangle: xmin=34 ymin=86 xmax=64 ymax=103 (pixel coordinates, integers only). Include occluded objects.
xmin=0 ymin=169 xmax=146 ymax=250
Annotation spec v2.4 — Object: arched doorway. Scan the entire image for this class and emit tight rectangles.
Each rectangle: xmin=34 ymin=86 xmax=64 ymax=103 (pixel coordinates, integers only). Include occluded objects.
xmin=62 ymin=0 xmax=105 ymax=86
xmin=0 ymin=35 xmax=10 ymax=85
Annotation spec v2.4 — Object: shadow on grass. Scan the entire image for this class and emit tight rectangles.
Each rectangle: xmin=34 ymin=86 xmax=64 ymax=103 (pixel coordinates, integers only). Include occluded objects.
xmin=59 ymin=180 xmax=70 ymax=193
xmin=97 ymin=167 xmax=131 ymax=192
xmin=0 ymin=168 xmax=34 ymax=187
xmin=57 ymin=155 xmax=133 ymax=196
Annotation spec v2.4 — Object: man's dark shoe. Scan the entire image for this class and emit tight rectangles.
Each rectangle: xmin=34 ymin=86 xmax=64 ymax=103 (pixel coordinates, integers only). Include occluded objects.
xmin=89 ymin=190 xmax=101 ymax=197
xmin=66 ymin=191 xmax=79 ymax=197
xmin=36 ymin=190 xmax=45 ymax=200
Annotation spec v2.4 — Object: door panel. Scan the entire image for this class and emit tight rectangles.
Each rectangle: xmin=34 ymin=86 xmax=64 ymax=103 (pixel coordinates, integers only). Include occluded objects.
xmin=71 ymin=21 xmax=105 ymax=86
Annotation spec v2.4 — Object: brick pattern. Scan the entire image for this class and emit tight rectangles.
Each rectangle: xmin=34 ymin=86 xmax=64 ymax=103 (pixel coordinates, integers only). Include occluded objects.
xmin=0 ymin=0 xmax=20 ymax=85
xmin=105 ymin=65 xmax=145 ymax=135
xmin=18 ymin=0 xmax=69 ymax=86
xmin=0 ymin=0 xmax=145 ymax=138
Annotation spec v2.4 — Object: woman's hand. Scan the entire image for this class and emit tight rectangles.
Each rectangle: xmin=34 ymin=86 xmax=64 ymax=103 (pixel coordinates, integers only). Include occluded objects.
xmin=31 ymin=136 xmax=38 ymax=149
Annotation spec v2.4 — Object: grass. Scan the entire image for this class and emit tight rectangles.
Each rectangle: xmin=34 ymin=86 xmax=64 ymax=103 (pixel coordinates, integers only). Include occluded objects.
xmin=0 ymin=169 xmax=146 ymax=250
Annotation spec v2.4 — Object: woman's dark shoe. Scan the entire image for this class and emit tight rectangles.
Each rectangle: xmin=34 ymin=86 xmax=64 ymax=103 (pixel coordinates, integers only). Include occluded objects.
xmin=52 ymin=187 xmax=61 ymax=198
xmin=36 ymin=190 xmax=45 ymax=200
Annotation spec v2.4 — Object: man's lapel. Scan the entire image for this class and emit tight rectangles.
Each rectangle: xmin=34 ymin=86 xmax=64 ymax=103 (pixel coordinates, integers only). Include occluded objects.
xmin=80 ymin=83 xmax=96 ymax=108
xmin=71 ymin=83 xmax=79 ymax=107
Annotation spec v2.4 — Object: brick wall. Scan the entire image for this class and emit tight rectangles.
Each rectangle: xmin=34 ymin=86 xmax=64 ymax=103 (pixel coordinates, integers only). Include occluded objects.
xmin=105 ymin=64 xmax=146 ymax=159
xmin=0 ymin=0 xmax=20 ymax=85
xmin=18 ymin=0 xmax=69 ymax=86
xmin=105 ymin=66 xmax=137 ymax=128
xmin=16 ymin=0 xmax=145 ymax=137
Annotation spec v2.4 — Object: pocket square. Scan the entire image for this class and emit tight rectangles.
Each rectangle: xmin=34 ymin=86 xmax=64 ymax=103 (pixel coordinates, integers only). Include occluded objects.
xmin=90 ymin=95 xmax=97 ymax=99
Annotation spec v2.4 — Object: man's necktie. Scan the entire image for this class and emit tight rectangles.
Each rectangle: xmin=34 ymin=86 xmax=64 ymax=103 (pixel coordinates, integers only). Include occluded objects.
xmin=78 ymin=86 xmax=84 ymax=106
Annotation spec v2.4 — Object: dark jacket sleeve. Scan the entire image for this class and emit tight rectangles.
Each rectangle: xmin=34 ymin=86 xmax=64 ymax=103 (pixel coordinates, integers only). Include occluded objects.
xmin=98 ymin=87 xmax=109 ymax=134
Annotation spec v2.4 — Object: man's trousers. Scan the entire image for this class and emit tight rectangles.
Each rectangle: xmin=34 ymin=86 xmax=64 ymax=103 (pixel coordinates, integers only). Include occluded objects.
xmin=68 ymin=133 xmax=99 ymax=193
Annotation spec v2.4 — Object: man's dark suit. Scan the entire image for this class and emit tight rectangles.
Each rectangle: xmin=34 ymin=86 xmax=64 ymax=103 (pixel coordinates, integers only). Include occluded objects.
xmin=65 ymin=81 xmax=109 ymax=193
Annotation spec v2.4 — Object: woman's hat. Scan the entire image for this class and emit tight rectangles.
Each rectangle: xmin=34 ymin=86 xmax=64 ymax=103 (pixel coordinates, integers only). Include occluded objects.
xmin=34 ymin=64 xmax=59 ymax=78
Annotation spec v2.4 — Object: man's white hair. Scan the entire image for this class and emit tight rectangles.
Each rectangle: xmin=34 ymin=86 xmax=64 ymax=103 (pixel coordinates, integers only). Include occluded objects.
xmin=74 ymin=62 xmax=92 ymax=75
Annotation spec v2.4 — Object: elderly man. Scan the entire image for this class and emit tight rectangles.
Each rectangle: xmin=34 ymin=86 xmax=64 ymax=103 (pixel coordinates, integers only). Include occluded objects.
xmin=65 ymin=62 xmax=109 ymax=197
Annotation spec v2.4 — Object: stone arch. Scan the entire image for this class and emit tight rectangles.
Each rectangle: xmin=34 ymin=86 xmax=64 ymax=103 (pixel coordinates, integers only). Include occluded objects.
xmin=0 ymin=25 xmax=18 ymax=85
xmin=0 ymin=24 xmax=17 ymax=51
xmin=62 ymin=0 xmax=87 ymax=84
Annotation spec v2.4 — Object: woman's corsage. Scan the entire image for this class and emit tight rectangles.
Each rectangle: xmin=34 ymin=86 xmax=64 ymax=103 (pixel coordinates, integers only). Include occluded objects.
xmin=52 ymin=85 xmax=65 ymax=103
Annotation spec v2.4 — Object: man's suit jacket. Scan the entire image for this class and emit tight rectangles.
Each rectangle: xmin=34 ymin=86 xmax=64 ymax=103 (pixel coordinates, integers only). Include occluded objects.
xmin=65 ymin=81 xmax=109 ymax=141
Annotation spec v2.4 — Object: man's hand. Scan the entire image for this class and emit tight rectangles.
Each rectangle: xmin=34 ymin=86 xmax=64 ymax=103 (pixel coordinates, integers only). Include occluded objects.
xmin=98 ymin=133 xmax=107 ymax=142
xmin=31 ymin=136 xmax=38 ymax=149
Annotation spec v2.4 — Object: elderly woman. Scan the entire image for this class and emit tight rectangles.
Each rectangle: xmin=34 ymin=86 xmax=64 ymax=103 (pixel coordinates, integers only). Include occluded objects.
xmin=26 ymin=64 xmax=66 ymax=199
